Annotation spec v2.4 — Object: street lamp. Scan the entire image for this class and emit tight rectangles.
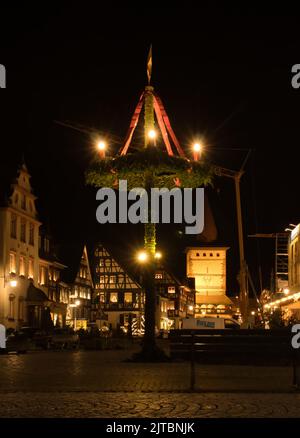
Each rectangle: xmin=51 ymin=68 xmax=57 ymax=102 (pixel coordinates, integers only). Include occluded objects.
xmin=192 ymin=142 xmax=202 ymax=161
xmin=0 ymin=276 xmax=18 ymax=288
xmin=96 ymin=140 xmax=107 ymax=158
xmin=137 ymin=251 xmax=149 ymax=263
xmin=148 ymin=129 xmax=156 ymax=140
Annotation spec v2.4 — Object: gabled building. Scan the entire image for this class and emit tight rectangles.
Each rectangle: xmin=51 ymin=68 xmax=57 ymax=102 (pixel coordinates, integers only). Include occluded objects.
xmin=154 ymin=268 xmax=194 ymax=329
xmin=92 ymin=243 xmax=144 ymax=331
xmin=38 ymin=228 xmax=69 ymax=327
xmin=0 ymin=162 xmax=42 ymax=330
xmin=61 ymin=245 xmax=94 ymax=330
xmin=186 ymin=246 xmax=233 ymax=318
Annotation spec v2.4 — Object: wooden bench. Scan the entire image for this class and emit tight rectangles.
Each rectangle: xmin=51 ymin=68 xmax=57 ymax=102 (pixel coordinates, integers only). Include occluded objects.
xmin=169 ymin=329 xmax=298 ymax=389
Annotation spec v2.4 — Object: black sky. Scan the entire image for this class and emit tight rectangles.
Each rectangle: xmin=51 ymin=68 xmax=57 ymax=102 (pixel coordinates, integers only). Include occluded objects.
xmin=1 ymin=6 xmax=300 ymax=294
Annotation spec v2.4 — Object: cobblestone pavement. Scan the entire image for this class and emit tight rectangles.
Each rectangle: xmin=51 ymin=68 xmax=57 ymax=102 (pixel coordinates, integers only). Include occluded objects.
xmin=1 ymin=392 xmax=300 ymax=418
xmin=0 ymin=349 xmax=299 ymax=418
xmin=0 ymin=350 xmax=294 ymax=392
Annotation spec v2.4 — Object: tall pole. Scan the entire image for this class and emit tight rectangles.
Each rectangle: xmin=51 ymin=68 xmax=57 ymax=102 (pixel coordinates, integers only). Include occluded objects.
xmin=234 ymin=172 xmax=248 ymax=323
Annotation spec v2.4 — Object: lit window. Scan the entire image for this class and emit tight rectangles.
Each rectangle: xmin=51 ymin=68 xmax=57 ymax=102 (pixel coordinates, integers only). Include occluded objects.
xmin=99 ymin=275 xmax=105 ymax=284
xmin=109 ymin=275 xmax=116 ymax=284
xmin=19 ymin=256 xmax=26 ymax=276
xmin=20 ymin=220 xmax=26 ymax=243
xmin=99 ymin=293 xmax=105 ymax=303
xmin=110 ymin=292 xmax=118 ymax=303
xmin=168 ymin=302 xmax=175 ymax=310
xmin=99 ymin=259 xmax=104 ymax=267
xmin=28 ymin=258 xmax=34 ymax=279
xmin=39 ymin=265 xmax=47 ymax=285
xmin=155 ymin=273 xmax=163 ymax=279
xmin=10 ymin=214 xmax=17 ymax=239
xmin=124 ymin=292 xmax=132 ymax=304
xmin=168 ymin=286 xmax=176 ymax=294
xmin=9 ymin=252 xmax=16 ymax=274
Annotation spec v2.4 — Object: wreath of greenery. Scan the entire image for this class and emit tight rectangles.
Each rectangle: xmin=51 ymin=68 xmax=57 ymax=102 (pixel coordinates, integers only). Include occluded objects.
xmin=86 ymin=147 xmax=213 ymax=189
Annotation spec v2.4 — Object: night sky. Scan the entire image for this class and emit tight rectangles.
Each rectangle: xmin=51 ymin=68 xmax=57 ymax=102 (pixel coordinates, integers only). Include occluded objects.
xmin=1 ymin=6 xmax=300 ymax=294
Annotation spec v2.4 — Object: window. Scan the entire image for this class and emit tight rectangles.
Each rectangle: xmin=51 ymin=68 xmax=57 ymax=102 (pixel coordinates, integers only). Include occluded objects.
xmin=216 ymin=253 xmax=220 ymax=257
xmin=99 ymin=275 xmax=105 ymax=284
xmin=39 ymin=265 xmax=47 ymax=285
xmin=20 ymin=220 xmax=26 ymax=242
xmin=99 ymin=259 xmax=104 ymax=267
xmin=124 ymin=292 xmax=132 ymax=304
xmin=203 ymin=253 xmax=206 ymax=257
xmin=10 ymin=214 xmax=17 ymax=239
xmin=196 ymin=252 xmax=200 ymax=256
xmin=9 ymin=294 xmax=15 ymax=319
xmin=53 ymin=270 xmax=58 ymax=281
xmin=28 ymin=258 xmax=34 ymax=279
xmin=18 ymin=297 xmax=24 ymax=320
xmin=210 ymin=253 xmax=213 ymax=257
xmin=21 ymin=194 xmax=26 ymax=210
xmin=168 ymin=286 xmax=176 ymax=294
xmin=109 ymin=275 xmax=116 ymax=284
xmin=29 ymin=223 xmax=34 ymax=245
xmin=155 ymin=273 xmax=163 ymax=279
xmin=99 ymin=293 xmax=105 ymax=303
xmin=9 ymin=252 xmax=16 ymax=274
xmin=168 ymin=301 xmax=175 ymax=310
xmin=19 ymin=256 xmax=26 ymax=276
xmin=105 ymin=259 xmax=111 ymax=267
xmin=110 ymin=292 xmax=118 ymax=303
xmin=44 ymin=238 xmax=50 ymax=253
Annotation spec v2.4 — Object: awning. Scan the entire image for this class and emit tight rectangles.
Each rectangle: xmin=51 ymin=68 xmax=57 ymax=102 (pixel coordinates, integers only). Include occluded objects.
xmin=26 ymin=283 xmax=51 ymax=305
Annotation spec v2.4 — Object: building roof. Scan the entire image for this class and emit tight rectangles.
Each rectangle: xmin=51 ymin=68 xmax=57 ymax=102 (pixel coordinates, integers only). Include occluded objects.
xmin=59 ymin=242 xmax=86 ymax=284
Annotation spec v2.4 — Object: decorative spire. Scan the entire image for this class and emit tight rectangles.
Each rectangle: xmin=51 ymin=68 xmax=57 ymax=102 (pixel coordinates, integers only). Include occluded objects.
xmin=146 ymin=45 xmax=152 ymax=85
